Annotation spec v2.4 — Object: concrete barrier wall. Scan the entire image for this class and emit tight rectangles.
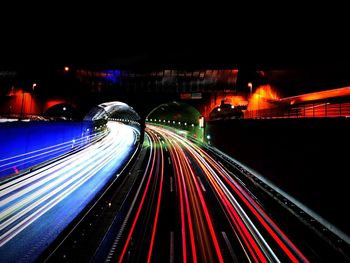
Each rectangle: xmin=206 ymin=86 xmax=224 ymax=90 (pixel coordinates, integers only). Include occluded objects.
xmin=0 ymin=121 xmax=93 ymax=178
xmin=206 ymin=118 xmax=350 ymax=236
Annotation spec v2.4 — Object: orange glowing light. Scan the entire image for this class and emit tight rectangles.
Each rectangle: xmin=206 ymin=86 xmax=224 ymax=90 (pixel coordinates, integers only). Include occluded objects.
xmin=206 ymin=93 xmax=247 ymax=117
xmin=247 ymin=84 xmax=280 ymax=111
xmin=1 ymin=88 xmax=40 ymax=115
xmin=280 ymin=86 xmax=350 ymax=104
xmin=44 ymin=99 xmax=67 ymax=112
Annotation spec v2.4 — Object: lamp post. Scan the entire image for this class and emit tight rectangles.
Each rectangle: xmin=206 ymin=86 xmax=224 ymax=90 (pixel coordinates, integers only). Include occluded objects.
xmin=247 ymin=82 xmax=253 ymax=97
xmin=247 ymin=82 xmax=253 ymax=118
xmin=30 ymin=83 xmax=37 ymax=119
xmin=20 ymin=90 xmax=25 ymax=119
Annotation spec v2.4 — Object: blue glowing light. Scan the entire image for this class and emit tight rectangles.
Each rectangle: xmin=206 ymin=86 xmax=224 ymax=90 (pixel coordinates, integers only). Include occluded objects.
xmin=104 ymin=70 xmax=121 ymax=84
xmin=0 ymin=121 xmax=93 ymax=178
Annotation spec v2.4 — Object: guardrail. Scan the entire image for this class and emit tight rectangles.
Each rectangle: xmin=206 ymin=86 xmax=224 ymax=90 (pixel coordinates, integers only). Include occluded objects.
xmin=0 ymin=129 xmax=108 ymax=180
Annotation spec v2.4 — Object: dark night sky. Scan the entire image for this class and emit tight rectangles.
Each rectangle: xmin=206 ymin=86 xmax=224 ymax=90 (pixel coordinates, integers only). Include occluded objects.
xmin=0 ymin=3 xmax=350 ymax=68
xmin=1 ymin=5 xmax=350 ymax=78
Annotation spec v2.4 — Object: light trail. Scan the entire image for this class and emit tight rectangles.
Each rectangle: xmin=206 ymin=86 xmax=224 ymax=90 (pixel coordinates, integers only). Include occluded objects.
xmin=0 ymin=129 xmax=108 ymax=178
xmin=147 ymin=125 xmax=309 ymax=262
xmin=117 ymin=131 xmax=165 ymax=263
xmin=0 ymin=122 xmax=137 ymax=261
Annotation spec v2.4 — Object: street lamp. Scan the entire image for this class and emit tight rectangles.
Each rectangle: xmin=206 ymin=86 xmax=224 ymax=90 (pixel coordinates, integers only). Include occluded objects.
xmin=21 ymin=90 xmax=25 ymax=119
xmin=206 ymin=134 xmax=211 ymax=145
xmin=30 ymin=83 xmax=37 ymax=118
xmin=247 ymin=82 xmax=253 ymax=96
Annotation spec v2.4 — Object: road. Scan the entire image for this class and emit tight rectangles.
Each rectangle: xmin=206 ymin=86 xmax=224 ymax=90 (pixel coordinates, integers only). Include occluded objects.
xmin=2 ymin=122 xmax=349 ymax=262
xmin=105 ymin=124 xmax=318 ymax=262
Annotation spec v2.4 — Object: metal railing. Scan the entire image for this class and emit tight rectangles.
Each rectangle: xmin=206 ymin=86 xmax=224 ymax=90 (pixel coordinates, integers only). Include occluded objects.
xmin=245 ymin=102 xmax=350 ymax=119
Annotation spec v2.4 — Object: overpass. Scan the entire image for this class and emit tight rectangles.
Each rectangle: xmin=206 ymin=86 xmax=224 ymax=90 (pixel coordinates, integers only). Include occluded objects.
xmin=2 ymin=67 xmax=350 ymax=124
xmin=2 ymin=67 xmax=350 ymax=261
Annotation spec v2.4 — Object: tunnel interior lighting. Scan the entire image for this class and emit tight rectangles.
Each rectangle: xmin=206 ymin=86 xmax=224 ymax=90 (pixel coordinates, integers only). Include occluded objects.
xmin=199 ymin=116 xmax=204 ymax=128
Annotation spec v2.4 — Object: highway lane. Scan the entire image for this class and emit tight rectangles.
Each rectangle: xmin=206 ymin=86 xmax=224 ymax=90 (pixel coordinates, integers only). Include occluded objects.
xmin=107 ymin=124 xmax=311 ymax=262
xmin=110 ymin=128 xmax=165 ymax=263
xmin=0 ymin=121 xmax=139 ymax=262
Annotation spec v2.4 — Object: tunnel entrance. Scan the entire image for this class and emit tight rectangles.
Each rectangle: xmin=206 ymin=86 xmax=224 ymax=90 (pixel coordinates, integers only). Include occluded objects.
xmin=84 ymin=101 xmax=142 ymax=139
xmin=44 ymin=103 xmax=79 ymax=120
xmin=146 ymin=101 xmax=204 ymax=141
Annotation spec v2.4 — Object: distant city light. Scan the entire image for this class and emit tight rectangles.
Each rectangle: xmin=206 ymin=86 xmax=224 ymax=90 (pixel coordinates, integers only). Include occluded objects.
xmin=217 ymin=108 xmax=221 ymax=112
xmin=231 ymin=105 xmax=235 ymax=109
xmin=64 ymin=66 xmax=69 ymax=72
xmin=63 ymin=107 xmax=66 ymax=111
xmin=206 ymin=134 xmax=211 ymax=140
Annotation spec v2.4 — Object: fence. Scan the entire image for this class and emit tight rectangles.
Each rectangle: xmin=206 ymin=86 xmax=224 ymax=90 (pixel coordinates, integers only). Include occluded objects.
xmin=245 ymin=102 xmax=350 ymax=119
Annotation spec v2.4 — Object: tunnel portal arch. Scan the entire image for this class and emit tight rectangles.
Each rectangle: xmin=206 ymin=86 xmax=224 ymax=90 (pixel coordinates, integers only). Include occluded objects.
xmin=146 ymin=101 xmax=204 ymax=141
xmin=84 ymin=101 xmax=141 ymax=122
xmin=44 ymin=103 xmax=79 ymax=120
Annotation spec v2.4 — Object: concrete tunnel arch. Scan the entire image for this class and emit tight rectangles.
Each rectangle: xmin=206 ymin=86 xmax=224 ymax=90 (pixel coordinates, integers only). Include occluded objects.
xmin=44 ymin=103 xmax=79 ymax=119
xmin=146 ymin=101 xmax=204 ymax=141
xmin=84 ymin=101 xmax=141 ymax=129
